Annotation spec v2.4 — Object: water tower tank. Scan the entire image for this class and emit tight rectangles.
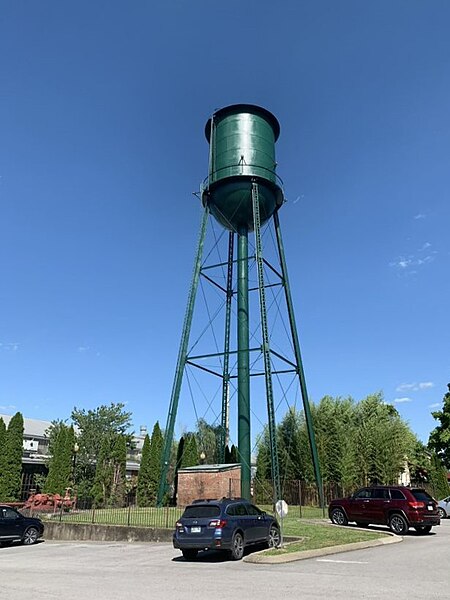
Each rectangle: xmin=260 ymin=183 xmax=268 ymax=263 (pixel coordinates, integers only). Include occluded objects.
xmin=202 ymin=104 xmax=284 ymax=231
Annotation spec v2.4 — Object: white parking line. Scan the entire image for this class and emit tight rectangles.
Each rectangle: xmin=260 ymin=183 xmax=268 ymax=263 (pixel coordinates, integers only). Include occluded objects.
xmin=317 ymin=559 xmax=368 ymax=564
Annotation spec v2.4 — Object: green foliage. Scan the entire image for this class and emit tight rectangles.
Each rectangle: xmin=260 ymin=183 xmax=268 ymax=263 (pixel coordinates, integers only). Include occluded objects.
xmin=147 ymin=422 xmax=163 ymax=505
xmin=45 ymin=423 xmax=76 ymax=495
xmin=0 ymin=417 xmax=6 ymax=455
xmin=0 ymin=412 xmax=24 ymax=501
xmin=136 ymin=423 xmax=164 ymax=507
xmin=428 ymin=383 xmax=450 ymax=468
xmin=70 ymin=402 xmax=132 ymax=500
xmin=353 ymin=394 xmax=413 ymax=486
xmin=195 ymin=419 xmax=221 ymax=463
xmin=255 ymin=392 xmax=419 ymax=493
xmin=180 ymin=434 xmax=198 ymax=468
xmin=92 ymin=433 xmax=127 ymax=507
xmin=136 ymin=434 xmax=152 ymax=507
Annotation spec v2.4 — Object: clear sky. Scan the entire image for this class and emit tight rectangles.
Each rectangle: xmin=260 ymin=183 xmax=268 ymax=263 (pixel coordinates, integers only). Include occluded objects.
xmin=1 ymin=1 xmax=449 ymax=446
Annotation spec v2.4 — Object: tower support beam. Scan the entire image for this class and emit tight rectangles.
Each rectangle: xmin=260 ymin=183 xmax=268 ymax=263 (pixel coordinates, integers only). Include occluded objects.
xmin=157 ymin=205 xmax=209 ymax=506
xmin=273 ymin=210 xmax=324 ymax=508
xmin=219 ymin=231 xmax=234 ymax=463
xmin=237 ymin=225 xmax=251 ymax=500
xmin=252 ymin=182 xmax=281 ymax=504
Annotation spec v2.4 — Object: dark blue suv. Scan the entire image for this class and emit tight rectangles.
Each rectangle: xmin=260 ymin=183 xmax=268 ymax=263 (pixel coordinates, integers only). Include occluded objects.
xmin=173 ymin=497 xmax=280 ymax=560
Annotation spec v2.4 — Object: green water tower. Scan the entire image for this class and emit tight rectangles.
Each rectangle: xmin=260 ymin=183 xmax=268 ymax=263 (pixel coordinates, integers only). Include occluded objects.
xmin=202 ymin=104 xmax=284 ymax=231
xmin=158 ymin=104 xmax=323 ymax=507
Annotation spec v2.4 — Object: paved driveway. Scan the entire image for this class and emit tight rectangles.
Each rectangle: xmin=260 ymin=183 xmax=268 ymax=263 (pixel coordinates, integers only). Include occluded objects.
xmin=1 ymin=519 xmax=449 ymax=600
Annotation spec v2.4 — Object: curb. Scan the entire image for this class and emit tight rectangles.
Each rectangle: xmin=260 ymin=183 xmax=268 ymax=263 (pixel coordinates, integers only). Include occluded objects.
xmin=244 ymin=530 xmax=401 ymax=564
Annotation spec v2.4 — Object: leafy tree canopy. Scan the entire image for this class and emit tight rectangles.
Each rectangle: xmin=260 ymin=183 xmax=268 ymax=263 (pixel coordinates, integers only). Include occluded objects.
xmin=428 ymin=383 xmax=450 ymax=468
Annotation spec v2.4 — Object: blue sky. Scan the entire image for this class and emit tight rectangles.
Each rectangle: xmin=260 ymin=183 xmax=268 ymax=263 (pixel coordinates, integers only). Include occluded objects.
xmin=1 ymin=1 xmax=449 ymax=446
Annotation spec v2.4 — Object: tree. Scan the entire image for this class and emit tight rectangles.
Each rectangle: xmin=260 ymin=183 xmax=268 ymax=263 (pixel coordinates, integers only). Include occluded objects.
xmin=70 ymin=403 xmax=132 ymax=500
xmin=195 ymin=419 xmax=221 ymax=464
xmin=0 ymin=417 xmax=6 ymax=455
xmin=180 ymin=434 xmax=198 ymax=468
xmin=147 ymin=422 xmax=164 ymax=505
xmin=0 ymin=412 xmax=24 ymax=501
xmin=45 ymin=423 xmax=76 ymax=495
xmin=136 ymin=434 xmax=152 ymax=507
xmin=92 ymin=433 xmax=127 ymax=507
xmin=428 ymin=383 xmax=450 ymax=468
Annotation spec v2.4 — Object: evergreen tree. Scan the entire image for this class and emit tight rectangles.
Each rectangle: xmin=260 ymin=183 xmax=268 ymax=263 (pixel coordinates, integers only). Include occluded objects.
xmin=147 ymin=421 xmax=164 ymax=505
xmin=171 ymin=436 xmax=185 ymax=505
xmin=45 ymin=424 xmax=76 ymax=495
xmin=180 ymin=434 xmax=198 ymax=467
xmin=428 ymin=383 xmax=450 ymax=468
xmin=0 ymin=417 xmax=6 ymax=455
xmin=0 ymin=412 xmax=24 ymax=501
xmin=136 ymin=434 xmax=152 ymax=506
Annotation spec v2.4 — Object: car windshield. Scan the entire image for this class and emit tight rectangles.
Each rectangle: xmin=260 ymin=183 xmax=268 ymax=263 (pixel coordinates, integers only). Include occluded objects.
xmin=182 ymin=505 xmax=220 ymax=518
xmin=411 ymin=489 xmax=434 ymax=502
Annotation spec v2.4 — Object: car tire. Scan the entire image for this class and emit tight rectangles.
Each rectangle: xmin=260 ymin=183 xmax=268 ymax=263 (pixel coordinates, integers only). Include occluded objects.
xmin=415 ymin=525 xmax=432 ymax=535
xmin=388 ymin=513 xmax=408 ymax=535
xmin=268 ymin=525 xmax=281 ymax=548
xmin=437 ymin=507 xmax=446 ymax=519
xmin=22 ymin=527 xmax=39 ymax=545
xmin=330 ymin=508 xmax=348 ymax=526
xmin=230 ymin=531 xmax=244 ymax=560
xmin=181 ymin=549 xmax=198 ymax=561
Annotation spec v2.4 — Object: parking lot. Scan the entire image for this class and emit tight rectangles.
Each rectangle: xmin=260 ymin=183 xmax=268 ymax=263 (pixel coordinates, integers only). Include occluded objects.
xmin=1 ymin=519 xmax=449 ymax=600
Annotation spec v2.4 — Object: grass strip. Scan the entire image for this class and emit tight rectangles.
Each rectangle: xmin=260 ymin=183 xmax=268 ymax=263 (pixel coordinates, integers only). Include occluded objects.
xmin=264 ymin=522 xmax=385 ymax=555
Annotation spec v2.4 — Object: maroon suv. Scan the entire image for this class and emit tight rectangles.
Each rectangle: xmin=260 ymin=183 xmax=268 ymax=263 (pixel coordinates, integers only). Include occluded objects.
xmin=328 ymin=486 xmax=440 ymax=535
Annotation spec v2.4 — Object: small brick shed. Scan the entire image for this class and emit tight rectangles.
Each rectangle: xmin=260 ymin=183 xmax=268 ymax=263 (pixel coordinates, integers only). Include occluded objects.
xmin=176 ymin=464 xmax=241 ymax=506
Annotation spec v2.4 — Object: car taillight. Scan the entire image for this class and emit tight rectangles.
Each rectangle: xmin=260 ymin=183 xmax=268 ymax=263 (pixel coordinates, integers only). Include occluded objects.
xmin=409 ymin=501 xmax=425 ymax=509
xmin=175 ymin=521 xmax=184 ymax=530
xmin=208 ymin=519 xmax=227 ymax=528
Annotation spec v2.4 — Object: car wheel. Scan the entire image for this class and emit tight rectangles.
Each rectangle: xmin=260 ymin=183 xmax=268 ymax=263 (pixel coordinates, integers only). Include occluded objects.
xmin=230 ymin=531 xmax=244 ymax=560
xmin=22 ymin=527 xmax=39 ymax=546
xmin=330 ymin=508 xmax=348 ymax=526
xmin=389 ymin=513 xmax=408 ymax=535
xmin=181 ymin=549 xmax=198 ymax=561
xmin=415 ymin=525 xmax=432 ymax=535
xmin=268 ymin=525 xmax=281 ymax=548
xmin=437 ymin=507 xmax=446 ymax=519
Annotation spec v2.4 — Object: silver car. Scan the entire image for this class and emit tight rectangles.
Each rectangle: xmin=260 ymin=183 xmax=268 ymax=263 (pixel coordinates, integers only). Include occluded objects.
xmin=437 ymin=496 xmax=450 ymax=519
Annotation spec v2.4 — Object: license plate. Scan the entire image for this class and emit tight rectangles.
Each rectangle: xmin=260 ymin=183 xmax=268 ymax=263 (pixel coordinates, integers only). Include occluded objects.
xmin=427 ymin=505 xmax=433 ymax=511
xmin=190 ymin=526 xmax=201 ymax=533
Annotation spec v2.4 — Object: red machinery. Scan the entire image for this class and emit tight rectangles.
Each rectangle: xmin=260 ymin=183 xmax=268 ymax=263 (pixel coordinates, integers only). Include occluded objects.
xmin=24 ymin=488 xmax=76 ymax=512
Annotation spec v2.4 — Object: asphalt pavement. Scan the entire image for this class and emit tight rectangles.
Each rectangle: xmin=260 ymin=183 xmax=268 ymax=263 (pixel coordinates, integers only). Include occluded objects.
xmin=1 ymin=519 xmax=449 ymax=600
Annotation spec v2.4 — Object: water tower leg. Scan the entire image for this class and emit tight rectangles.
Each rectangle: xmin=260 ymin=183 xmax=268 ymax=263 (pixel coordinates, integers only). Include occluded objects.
xmin=252 ymin=182 xmax=281 ymax=506
xmin=157 ymin=205 xmax=210 ymax=506
xmin=237 ymin=225 xmax=251 ymax=500
xmin=273 ymin=210 xmax=324 ymax=508
xmin=219 ymin=231 xmax=234 ymax=463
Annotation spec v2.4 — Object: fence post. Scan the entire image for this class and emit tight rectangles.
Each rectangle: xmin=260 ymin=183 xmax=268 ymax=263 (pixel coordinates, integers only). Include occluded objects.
xmin=298 ymin=480 xmax=302 ymax=519
xmin=91 ymin=503 xmax=96 ymax=524
xmin=165 ymin=505 xmax=170 ymax=529
xmin=127 ymin=500 xmax=132 ymax=527
xmin=322 ymin=482 xmax=326 ymax=518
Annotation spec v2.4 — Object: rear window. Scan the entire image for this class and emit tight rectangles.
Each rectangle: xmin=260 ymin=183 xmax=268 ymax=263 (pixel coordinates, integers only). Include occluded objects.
xmin=390 ymin=489 xmax=406 ymax=500
xmin=182 ymin=505 xmax=220 ymax=518
xmin=411 ymin=489 xmax=434 ymax=502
